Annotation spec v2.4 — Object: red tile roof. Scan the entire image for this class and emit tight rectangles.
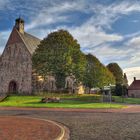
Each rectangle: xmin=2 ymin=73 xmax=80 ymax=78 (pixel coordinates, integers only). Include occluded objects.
xmin=128 ymin=80 xmax=140 ymax=90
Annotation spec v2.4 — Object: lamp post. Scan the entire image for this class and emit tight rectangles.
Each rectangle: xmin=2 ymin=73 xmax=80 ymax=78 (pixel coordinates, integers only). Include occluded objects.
xmin=109 ymin=84 xmax=112 ymax=108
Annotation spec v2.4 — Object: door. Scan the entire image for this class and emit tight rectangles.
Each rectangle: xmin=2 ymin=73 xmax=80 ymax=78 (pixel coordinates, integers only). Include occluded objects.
xmin=8 ymin=81 xmax=18 ymax=93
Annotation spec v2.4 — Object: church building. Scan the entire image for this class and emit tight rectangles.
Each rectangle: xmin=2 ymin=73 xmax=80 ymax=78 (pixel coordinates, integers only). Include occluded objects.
xmin=0 ymin=18 xmax=40 ymax=94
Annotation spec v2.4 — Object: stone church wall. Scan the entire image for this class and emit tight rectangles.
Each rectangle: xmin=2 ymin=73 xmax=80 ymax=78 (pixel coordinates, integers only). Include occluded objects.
xmin=0 ymin=42 xmax=32 ymax=94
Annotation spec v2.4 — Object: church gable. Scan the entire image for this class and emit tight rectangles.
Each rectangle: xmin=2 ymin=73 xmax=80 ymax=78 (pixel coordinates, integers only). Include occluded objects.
xmin=15 ymin=17 xmax=40 ymax=55
xmin=0 ymin=18 xmax=35 ymax=94
xmin=1 ymin=27 xmax=30 ymax=60
xmin=2 ymin=17 xmax=40 ymax=58
xmin=6 ymin=27 xmax=23 ymax=45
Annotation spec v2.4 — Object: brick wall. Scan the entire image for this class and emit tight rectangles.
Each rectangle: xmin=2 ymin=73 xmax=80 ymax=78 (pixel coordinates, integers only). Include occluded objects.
xmin=128 ymin=90 xmax=140 ymax=98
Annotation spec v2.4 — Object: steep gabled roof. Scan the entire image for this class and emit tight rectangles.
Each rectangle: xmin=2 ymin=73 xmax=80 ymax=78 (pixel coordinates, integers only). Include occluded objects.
xmin=2 ymin=18 xmax=41 ymax=58
xmin=128 ymin=80 xmax=140 ymax=90
xmin=18 ymin=31 xmax=41 ymax=55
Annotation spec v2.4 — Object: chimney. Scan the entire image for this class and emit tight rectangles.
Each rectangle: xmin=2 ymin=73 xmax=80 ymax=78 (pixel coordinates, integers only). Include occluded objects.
xmin=15 ymin=17 xmax=24 ymax=34
xmin=134 ymin=77 xmax=136 ymax=81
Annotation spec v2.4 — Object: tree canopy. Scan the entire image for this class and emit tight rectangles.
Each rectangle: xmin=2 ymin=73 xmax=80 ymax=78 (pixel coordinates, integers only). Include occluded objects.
xmin=107 ymin=63 xmax=123 ymax=84
xmin=32 ymin=30 xmax=86 ymax=89
xmin=32 ymin=29 xmax=116 ymax=93
xmin=84 ymin=54 xmax=115 ymax=90
xmin=123 ymin=73 xmax=128 ymax=87
xmin=107 ymin=63 xmax=129 ymax=96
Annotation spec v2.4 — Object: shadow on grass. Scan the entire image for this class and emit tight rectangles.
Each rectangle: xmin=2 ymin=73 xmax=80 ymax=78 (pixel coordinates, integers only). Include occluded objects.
xmin=25 ymin=99 xmax=94 ymax=105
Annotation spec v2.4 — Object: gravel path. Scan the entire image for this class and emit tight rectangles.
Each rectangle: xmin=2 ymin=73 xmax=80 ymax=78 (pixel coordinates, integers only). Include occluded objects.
xmin=0 ymin=105 xmax=140 ymax=140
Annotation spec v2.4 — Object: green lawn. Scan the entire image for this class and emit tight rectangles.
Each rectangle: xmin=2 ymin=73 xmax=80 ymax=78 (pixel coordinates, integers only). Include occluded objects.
xmin=0 ymin=93 xmax=139 ymax=108
xmin=113 ymin=96 xmax=140 ymax=104
xmin=0 ymin=95 xmax=125 ymax=109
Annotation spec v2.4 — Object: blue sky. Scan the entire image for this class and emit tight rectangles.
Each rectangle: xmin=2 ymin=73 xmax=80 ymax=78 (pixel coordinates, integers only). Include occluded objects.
xmin=0 ymin=0 xmax=140 ymax=84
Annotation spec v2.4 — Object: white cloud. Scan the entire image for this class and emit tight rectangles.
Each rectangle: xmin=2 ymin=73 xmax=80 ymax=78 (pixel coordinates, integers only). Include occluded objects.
xmin=9 ymin=0 xmax=140 ymax=47
xmin=87 ymin=1 xmax=140 ymax=29
xmin=118 ymin=36 xmax=140 ymax=68
xmin=26 ymin=0 xmax=140 ymax=31
xmin=89 ymin=45 xmax=127 ymax=59
xmin=124 ymin=67 xmax=140 ymax=85
xmin=25 ymin=0 xmax=124 ymax=47
xmin=69 ymin=24 xmax=123 ymax=48
xmin=25 ymin=1 xmax=86 ymax=30
xmin=128 ymin=36 xmax=140 ymax=48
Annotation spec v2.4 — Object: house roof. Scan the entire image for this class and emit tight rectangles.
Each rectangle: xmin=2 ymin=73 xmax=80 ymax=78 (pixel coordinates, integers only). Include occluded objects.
xmin=19 ymin=31 xmax=41 ymax=55
xmin=128 ymin=80 xmax=140 ymax=90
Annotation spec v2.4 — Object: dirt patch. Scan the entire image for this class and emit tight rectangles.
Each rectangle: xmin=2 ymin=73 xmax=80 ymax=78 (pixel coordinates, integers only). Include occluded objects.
xmin=0 ymin=116 xmax=63 ymax=140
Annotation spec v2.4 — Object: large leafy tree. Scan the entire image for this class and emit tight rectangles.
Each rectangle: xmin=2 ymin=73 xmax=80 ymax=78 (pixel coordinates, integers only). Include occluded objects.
xmin=84 ymin=54 xmax=115 ymax=92
xmin=32 ymin=30 xmax=86 ymax=89
xmin=107 ymin=63 xmax=123 ymax=84
xmin=107 ymin=63 xmax=128 ymax=96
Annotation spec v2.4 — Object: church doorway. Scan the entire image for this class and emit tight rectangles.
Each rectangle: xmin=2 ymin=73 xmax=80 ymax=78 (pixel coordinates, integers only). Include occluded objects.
xmin=8 ymin=81 xmax=18 ymax=93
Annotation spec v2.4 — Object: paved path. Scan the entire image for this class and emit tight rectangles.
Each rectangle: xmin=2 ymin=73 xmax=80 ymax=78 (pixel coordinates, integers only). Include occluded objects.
xmin=0 ymin=105 xmax=139 ymax=140
xmin=0 ymin=116 xmax=69 ymax=140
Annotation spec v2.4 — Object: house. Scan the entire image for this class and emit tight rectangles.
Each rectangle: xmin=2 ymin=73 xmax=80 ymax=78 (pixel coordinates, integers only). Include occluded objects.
xmin=128 ymin=77 xmax=140 ymax=98
xmin=0 ymin=18 xmax=83 ymax=95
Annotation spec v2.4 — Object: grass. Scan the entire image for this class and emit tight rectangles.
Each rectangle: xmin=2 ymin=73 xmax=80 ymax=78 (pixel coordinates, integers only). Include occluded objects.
xmin=0 ymin=93 xmax=139 ymax=108
xmin=113 ymin=96 xmax=140 ymax=104
xmin=0 ymin=94 xmax=125 ymax=109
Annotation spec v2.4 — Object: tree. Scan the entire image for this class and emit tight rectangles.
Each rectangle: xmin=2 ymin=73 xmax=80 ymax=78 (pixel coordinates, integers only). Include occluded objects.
xmin=84 ymin=54 xmax=95 ymax=93
xmin=107 ymin=63 xmax=123 ymax=84
xmin=84 ymin=54 xmax=115 ymax=93
xmin=107 ymin=63 xmax=128 ymax=96
xmin=32 ymin=30 xmax=86 ymax=90
xmin=123 ymin=73 xmax=128 ymax=96
xmin=123 ymin=73 xmax=128 ymax=87
xmin=115 ymin=84 xmax=123 ymax=96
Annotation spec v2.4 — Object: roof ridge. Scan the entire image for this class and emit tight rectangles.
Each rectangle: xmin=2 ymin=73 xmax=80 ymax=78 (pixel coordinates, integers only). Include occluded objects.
xmin=24 ymin=32 xmax=41 ymax=41
xmin=17 ymin=30 xmax=41 ymax=54
xmin=15 ymin=28 xmax=32 ymax=55
xmin=128 ymin=80 xmax=140 ymax=90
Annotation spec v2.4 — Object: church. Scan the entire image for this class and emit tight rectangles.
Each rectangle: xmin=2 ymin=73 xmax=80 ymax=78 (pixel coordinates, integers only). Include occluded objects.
xmin=0 ymin=18 xmax=40 ymax=94
xmin=0 ymin=18 xmax=84 ymax=95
